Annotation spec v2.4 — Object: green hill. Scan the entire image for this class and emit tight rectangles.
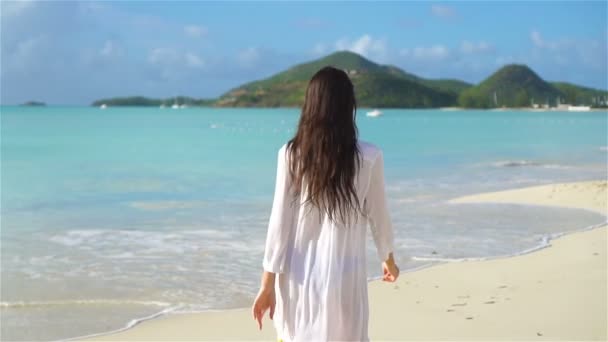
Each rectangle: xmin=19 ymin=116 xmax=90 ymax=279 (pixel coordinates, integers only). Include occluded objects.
xmin=458 ymin=64 xmax=564 ymax=108
xmin=379 ymin=65 xmax=472 ymax=96
xmin=20 ymin=101 xmax=46 ymax=106
xmin=90 ymin=53 xmax=606 ymax=109
xmin=216 ymin=51 xmax=469 ymax=108
xmin=550 ymin=82 xmax=608 ymax=106
xmin=91 ymin=96 xmax=214 ymax=107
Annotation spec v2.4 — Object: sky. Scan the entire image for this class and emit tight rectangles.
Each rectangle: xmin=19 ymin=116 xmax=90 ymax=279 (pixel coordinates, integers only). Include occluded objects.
xmin=1 ymin=1 xmax=607 ymax=105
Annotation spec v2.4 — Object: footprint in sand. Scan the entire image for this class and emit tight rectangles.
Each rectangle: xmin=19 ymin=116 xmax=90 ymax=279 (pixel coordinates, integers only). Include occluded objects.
xmin=484 ymin=301 xmax=496 ymax=304
xmin=498 ymin=285 xmax=508 ymax=289
xmin=451 ymin=303 xmax=467 ymax=306
xmin=446 ymin=309 xmax=455 ymax=312
xmin=466 ymin=317 xmax=474 ymax=320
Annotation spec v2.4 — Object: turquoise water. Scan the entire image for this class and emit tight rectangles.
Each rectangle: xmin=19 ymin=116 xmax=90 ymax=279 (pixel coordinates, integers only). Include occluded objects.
xmin=1 ymin=106 xmax=606 ymax=341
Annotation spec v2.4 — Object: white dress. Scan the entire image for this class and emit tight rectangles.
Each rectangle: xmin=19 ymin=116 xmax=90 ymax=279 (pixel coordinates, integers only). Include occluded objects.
xmin=262 ymin=140 xmax=395 ymax=342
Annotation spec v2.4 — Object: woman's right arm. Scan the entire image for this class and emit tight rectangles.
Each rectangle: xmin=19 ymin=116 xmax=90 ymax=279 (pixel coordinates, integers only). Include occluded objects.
xmin=366 ymin=150 xmax=399 ymax=282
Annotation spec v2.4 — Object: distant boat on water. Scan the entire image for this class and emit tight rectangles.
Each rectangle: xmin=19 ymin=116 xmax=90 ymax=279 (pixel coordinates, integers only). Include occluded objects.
xmin=568 ymin=105 xmax=591 ymax=112
xmin=366 ymin=109 xmax=382 ymax=117
xmin=99 ymin=104 xmax=107 ymax=109
xmin=171 ymin=98 xmax=180 ymax=109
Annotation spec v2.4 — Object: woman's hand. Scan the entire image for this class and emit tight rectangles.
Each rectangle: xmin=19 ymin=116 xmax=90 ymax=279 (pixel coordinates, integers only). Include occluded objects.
xmin=382 ymin=253 xmax=400 ymax=282
xmin=252 ymin=286 xmax=275 ymax=330
xmin=252 ymin=271 xmax=276 ymax=330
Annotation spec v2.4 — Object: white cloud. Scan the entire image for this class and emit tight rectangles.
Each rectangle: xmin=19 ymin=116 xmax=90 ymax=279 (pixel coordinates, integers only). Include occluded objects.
xmin=530 ymin=30 xmax=544 ymax=48
xmin=148 ymin=47 xmax=179 ymax=65
xmin=184 ymin=25 xmax=207 ymax=38
xmin=334 ymin=34 xmax=387 ymax=61
xmin=147 ymin=48 xmax=205 ymax=82
xmin=401 ymin=44 xmax=450 ymax=60
xmin=530 ymin=30 xmax=564 ymax=49
xmin=530 ymin=30 xmax=569 ymax=50
xmin=237 ymin=47 xmax=261 ymax=68
xmin=100 ymin=40 xmax=124 ymax=57
xmin=460 ymin=40 xmax=494 ymax=55
xmin=8 ymin=34 xmax=48 ymax=71
xmin=495 ymin=55 xmax=518 ymax=66
xmin=1 ymin=0 xmax=35 ymax=17
xmin=185 ymin=52 xmax=204 ymax=68
xmin=529 ymin=30 xmax=607 ymax=73
xmin=431 ymin=5 xmax=456 ymax=18
xmin=312 ymin=43 xmax=327 ymax=56
xmin=148 ymin=48 xmax=205 ymax=68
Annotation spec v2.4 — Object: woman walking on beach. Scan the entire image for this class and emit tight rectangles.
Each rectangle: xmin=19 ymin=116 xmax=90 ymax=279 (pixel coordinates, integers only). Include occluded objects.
xmin=252 ymin=66 xmax=399 ymax=342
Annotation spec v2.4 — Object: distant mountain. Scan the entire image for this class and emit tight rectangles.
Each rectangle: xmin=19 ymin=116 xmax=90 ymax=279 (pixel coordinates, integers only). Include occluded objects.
xmin=216 ymin=51 xmax=470 ymax=108
xmin=550 ymin=82 xmax=608 ymax=106
xmin=91 ymin=96 xmax=214 ymax=107
xmin=20 ymin=101 xmax=46 ymax=106
xmin=379 ymin=66 xmax=472 ymax=96
xmin=90 ymin=52 xmax=606 ymax=109
xmin=458 ymin=64 xmax=608 ymax=108
xmin=458 ymin=64 xmax=563 ymax=108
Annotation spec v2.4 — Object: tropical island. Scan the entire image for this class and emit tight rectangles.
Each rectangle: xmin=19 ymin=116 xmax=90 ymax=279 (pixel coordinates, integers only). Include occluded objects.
xmin=20 ymin=101 xmax=46 ymax=106
xmin=92 ymin=96 xmax=214 ymax=108
xmin=93 ymin=51 xmax=608 ymax=109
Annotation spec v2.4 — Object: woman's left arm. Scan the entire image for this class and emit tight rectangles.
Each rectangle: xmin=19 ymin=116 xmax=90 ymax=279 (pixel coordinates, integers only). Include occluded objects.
xmin=261 ymin=144 xmax=296 ymax=274
xmin=252 ymin=271 xmax=276 ymax=330
xmin=252 ymin=145 xmax=296 ymax=329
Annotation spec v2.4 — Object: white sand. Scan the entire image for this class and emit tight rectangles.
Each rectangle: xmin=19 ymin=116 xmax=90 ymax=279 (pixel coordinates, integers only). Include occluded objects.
xmin=84 ymin=180 xmax=607 ymax=341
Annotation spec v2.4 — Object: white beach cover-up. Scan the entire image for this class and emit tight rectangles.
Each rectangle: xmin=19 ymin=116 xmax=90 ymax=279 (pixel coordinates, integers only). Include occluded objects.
xmin=262 ymin=140 xmax=395 ymax=342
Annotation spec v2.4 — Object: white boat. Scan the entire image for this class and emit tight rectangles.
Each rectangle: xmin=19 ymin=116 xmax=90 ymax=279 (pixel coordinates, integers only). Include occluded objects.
xmin=568 ymin=105 xmax=591 ymax=112
xmin=366 ymin=109 xmax=382 ymax=117
xmin=100 ymin=104 xmax=107 ymax=109
xmin=171 ymin=97 xmax=180 ymax=109
xmin=179 ymin=104 xmax=188 ymax=109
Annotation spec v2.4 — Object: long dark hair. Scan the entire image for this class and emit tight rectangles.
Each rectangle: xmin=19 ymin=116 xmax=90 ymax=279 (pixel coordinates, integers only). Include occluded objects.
xmin=287 ymin=66 xmax=361 ymax=225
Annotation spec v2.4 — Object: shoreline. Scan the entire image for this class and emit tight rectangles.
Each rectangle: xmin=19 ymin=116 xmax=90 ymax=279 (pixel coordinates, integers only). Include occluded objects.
xmin=77 ymin=180 xmax=607 ymax=341
xmin=4 ymin=105 xmax=608 ymax=111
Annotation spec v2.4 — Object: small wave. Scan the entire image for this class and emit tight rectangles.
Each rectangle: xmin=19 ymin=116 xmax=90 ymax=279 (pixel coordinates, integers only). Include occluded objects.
xmin=412 ymin=220 xmax=606 ymax=263
xmin=412 ymin=255 xmax=490 ymax=262
xmin=492 ymin=160 xmax=541 ymax=167
xmin=541 ymin=164 xmax=571 ymax=169
xmin=59 ymin=304 xmax=183 ymax=342
xmin=48 ymin=220 xmax=607 ymax=342
xmin=600 ymin=146 xmax=608 ymax=152
xmin=127 ymin=200 xmax=210 ymax=211
xmin=1 ymin=299 xmax=171 ymax=309
xmin=491 ymin=160 xmax=570 ymax=169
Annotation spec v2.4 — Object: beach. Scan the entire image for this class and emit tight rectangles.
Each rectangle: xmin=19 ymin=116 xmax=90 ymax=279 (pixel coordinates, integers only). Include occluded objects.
xmin=3 ymin=108 xmax=605 ymax=341
xmin=81 ymin=180 xmax=607 ymax=341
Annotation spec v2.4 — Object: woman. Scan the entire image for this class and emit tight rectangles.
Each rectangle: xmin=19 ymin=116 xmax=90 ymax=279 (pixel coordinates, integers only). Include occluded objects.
xmin=252 ymin=66 xmax=399 ymax=341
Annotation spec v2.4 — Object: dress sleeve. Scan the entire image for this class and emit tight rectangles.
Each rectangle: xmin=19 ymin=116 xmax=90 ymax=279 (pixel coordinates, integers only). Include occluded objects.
xmin=262 ymin=145 xmax=296 ymax=274
xmin=365 ymin=150 xmax=395 ymax=262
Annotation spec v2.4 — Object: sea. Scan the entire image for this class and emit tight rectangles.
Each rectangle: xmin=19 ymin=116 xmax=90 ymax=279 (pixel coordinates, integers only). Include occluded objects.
xmin=1 ymin=106 xmax=606 ymax=341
